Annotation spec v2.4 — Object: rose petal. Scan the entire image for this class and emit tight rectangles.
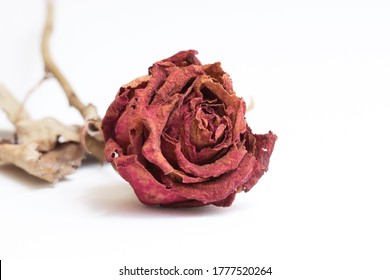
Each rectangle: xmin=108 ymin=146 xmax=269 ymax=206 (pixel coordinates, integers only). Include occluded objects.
xmin=241 ymin=131 xmax=277 ymax=192
xmin=201 ymin=79 xmax=247 ymax=143
xmin=104 ymin=138 xmax=124 ymax=162
xmin=202 ymin=62 xmax=233 ymax=92
xmin=102 ymin=75 xmax=149 ymax=144
xmin=113 ymin=154 xmax=186 ymax=205
xmin=162 ymin=153 xmax=259 ymax=205
xmin=212 ymin=192 xmax=236 ymax=207
xmin=174 ymin=143 xmax=247 ymax=179
xmin=152 ymin=64 xmax=204 ymax=104
xmin=179 ymin=100 xmax=232 ymax=164
xmin=161 ymin=49 xmax=201 ymax=67
xmin=141 ymin=94 xmax=181 ymax=174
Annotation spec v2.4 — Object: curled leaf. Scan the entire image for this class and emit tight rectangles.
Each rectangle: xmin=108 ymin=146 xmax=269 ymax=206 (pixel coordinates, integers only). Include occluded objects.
xmin=15 ymin=118 xmax=80 ymax=152
xmin=0 ymin=84 xmax=85 ymax=183
xmin=0 ymin=142 xmax=84 ymax=183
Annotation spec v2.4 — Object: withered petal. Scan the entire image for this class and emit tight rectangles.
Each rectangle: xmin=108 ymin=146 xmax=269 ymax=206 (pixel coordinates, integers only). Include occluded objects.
xmin=161 ymin=49 xmax=201 ymax=67
xmin=113 ymin=154 xmax=186 ymax=206
xmin=162 ymin=153 xmax=259 ymax=205
xmin=241 ymin=131 xmax=277 ymax=192
xmin=174 ymin=143 xmax=247 ymax=179
xmin=141 ymin=94 xmax=182 ymax=174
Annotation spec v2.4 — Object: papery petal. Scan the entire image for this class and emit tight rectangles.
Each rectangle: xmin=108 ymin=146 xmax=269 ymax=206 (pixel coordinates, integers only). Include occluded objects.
xmin=113 ymin=154 xmax=186 ymax=205
xmin=162 ymin=153 xmax=259 ymax=205
xmin=201 ymin=79 xmax=247 ymax=142
xmin=152 ymin=64 xmax=204 ymax=103
xmin=212 ymin=192 xmax=236 ymax=207
xmin=104 ymin=138 xmax=124 ymax=162
xmin=161 ymin=50 xmax=201 ymax=67
xmin=202 ymin=62 xmax=233 ymax=92
xmin=102 ymin=75 xmax=149 ymax=149
xmin=141 ymin=94 xmax=181 ymax=174
xmin=161 ymin=199 xmax=209 ymax=208
xmin=179 ymin=100 xmax=232 ymax=164
xmin=241 ymin=131 xmax=277 ymax=192
xmin=174 ymin=143 xmax=247 ymax=179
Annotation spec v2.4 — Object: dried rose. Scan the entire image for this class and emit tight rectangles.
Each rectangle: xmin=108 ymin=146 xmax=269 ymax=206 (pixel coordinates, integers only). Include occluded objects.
xmin=102 ymin=50 xmax=276 ymax=207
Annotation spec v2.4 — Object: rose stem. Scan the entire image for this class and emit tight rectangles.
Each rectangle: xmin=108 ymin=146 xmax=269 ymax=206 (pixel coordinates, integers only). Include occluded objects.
xmin=41 ymin=0 xmax=100 ymax=123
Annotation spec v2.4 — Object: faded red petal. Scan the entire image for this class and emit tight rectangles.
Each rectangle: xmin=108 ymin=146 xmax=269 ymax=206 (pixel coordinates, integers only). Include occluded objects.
xmin=241 ymin=131 xmax=277 ymax=192
xmin=113 ymin=154 xmax=186 ymax=205
xmin=141 ymin=94 xmax=181 ymax=175
xmin=161 ymin=153 xmax=259 ymax=205
xmin=174 ymin=142 xmax=247 ymax=179
xmin=202 ymin=62 xmax=233 ymax=92
xmin=178 ymin=99 xmax=232 ymax=164
xmin=161 ymin=49 xmax=201 ymax=67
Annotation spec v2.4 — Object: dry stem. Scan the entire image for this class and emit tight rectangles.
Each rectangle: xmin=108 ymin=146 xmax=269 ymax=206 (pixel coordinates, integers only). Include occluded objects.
xmin=41 ymin=0 xmax=104 ymax=161
xmin=41 ymin=0 xmax=100 ymax=123
xmin=0 ymin=83 xmax=30 ymax=124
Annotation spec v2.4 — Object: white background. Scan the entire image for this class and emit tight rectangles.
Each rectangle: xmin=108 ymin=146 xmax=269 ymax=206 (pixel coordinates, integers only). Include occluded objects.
xmin=1 ymin=0 xmax=389 ymax=279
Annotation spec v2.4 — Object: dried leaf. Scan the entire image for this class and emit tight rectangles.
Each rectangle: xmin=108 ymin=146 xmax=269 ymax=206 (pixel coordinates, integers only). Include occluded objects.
xmin=0 ymin=83 xmax=86 ymax=182
xmin=0 ymin=142 xmax=84 ymax=183
xmin=15 ymin=118 xmax=80 ymax=151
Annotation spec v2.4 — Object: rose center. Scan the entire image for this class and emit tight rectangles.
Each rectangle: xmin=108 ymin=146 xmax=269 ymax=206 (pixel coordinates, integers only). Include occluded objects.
xmin=190 ymin=104 xmax=227 ymax=148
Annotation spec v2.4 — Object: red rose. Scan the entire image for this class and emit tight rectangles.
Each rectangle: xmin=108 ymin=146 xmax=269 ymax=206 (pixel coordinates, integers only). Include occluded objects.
xmin=102 ymin=50 xmax=276 ymax=207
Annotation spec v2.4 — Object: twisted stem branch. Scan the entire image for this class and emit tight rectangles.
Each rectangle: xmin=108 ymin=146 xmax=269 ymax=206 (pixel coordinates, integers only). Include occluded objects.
xmin=41 ymin=0 xmax=100 ymax=122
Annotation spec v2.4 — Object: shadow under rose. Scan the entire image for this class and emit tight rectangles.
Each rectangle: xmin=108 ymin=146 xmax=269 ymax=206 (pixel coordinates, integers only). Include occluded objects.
xmin=84 ymin=181 xmax=234 ymax=218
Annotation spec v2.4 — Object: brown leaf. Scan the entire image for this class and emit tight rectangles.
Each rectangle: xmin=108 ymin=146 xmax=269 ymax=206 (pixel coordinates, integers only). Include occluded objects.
xmin=0 ymin=142 xmax=84 ymax=183
xmin=15 ymin=118 xmax=80 ymax=151
xmin=0 ymin=83 xmax=86 ymax=182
